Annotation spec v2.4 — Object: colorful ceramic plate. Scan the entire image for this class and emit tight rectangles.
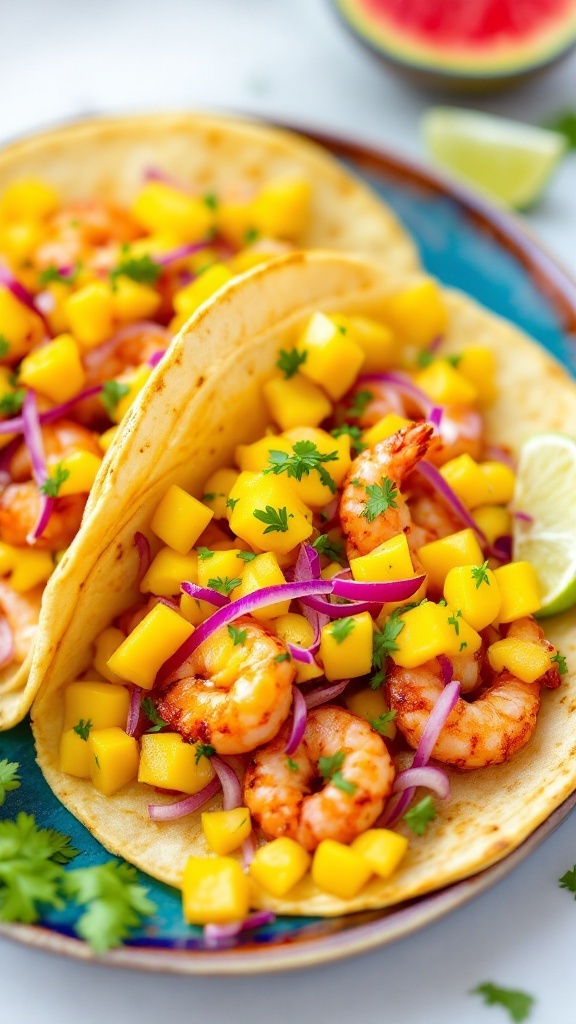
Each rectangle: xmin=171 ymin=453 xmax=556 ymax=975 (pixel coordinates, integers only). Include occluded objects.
xmin=1 ymin=118 xmax=575 ymax=974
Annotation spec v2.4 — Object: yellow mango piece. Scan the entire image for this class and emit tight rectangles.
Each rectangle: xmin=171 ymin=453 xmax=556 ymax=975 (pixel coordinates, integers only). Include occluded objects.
xmin=132 ymin=182 xmax=214 ymax=242
xmin=249 ymin=837 xmax=311 ymax=897
xmin=444 ymin=563 xmax=502 ymax=631
xmin=281 ymin=426 xmax=351 ymax=507
xmin=312 ymin=839 xmax=373 ymax=899
xmin=107 ymin=602 xmax=194 ymax=690
xmin=111 ymin=277 xmax=161 ymax=322
xmin=488 ymin=637 xmax=552 ymax=684
xmin=251 ymin=178 xmax=311 ymax=240
xmin=201 ymin=467 xmax=240 ymax=520
xmin=263 ymin=373 xmax=332 ymax=431
xmin=337 ymin=314 xmax=396 ymax=373
xmin=138 ymin=733 xmax=215 ymax=794
xmin=141 ymin=547 xmax=199 ymax=597
xmin=233 ymin=552 xmax=290 ymax=621
xmin=493 ymin=562 xmax=541 ymax=623
xmin=440 ymin=454 xmax=490 ymax=509
xmin=0 ymin=287 xmax=36 ymax=360
xmin=457 ymin=346 xmax=497 ymax=405
xmin=440 ymin=605 xmax=482 ymax=658
xmin=197 ymin=548 xmax=245 ymax=591
xmin=151 ymin=484 xmax=213 ymax=554
xmin=0 ymin=541 xmax=16 ymax=576
xmin=0 ymin=178 xmax=59 ymax=221
xmin=321 ymin=560 xmax=344 ymax=581
xmin=345 ymin=687 xmax=397 ymax=739
xmin=229 ymin=472 xmax=312 ymax=555
xmin=63 ymin=680 xmax=130 ymax=731
xmin=351 ymin=829 xmax=408 ymax=879
xmin=93 ymin=627 xmax=127 ymax=684
xmin=98 ymin=425 xmax=118 ymax=453
xmin=202 ymin=808 xmax=252 ymax=855
xmin=297 ymin=311 xmax=365 ymax=401
xmin=350 ymin=533 xmax=414 ymax=584
xmin=180 ymin=591 xmax=215 ymax=626
xmin=59 ymin=728 xmax=92 ymax=779
xmin=272 ymin=611 xmax=323 ymax=683
xmin=479 ymin=461 xmax=516 ymax=505
xmin=49 ymin=450 xmax=102 ymax=496
xmin=88 ymin=727 xmax=139 ymax=796
xmin=473 ymin=505 xmax=512 ymax=546
xmin=362 ymin=413 xmax=413 ymax=449
xmin=10 ymin=547 xmax=54 ymax=592
xmin=319 ymin=611 xmax=374 ymax=681
xmin=415 ymin=361 xmax=478 ymax=406
xmin=182 ymin=856 xmax=250 ymax=925
xmin=384 ymin=280 xmax=448 ymax=348
xmin=19 ymin=332 xmax=85 ymax=404
xmin=65 ymin=281 xmax=114 ymax=348
xmin=236 ymin=435 xmax=291 ymax=474
xmin=0 ymin=220 xmax=46 ymax=264
xmin=216 ymin=198 xmax=257 ymax=248
xmin=112 ymin=364 xmax=152 ymax=422
xmin=389 ymin=602 xmax=459 ymax=669
xmin=417 ymin=529 xmax=485 ymax=592
xmin=173 ymin=264 xmax=233 ymax=319
xmin=229 ymin=249 xmax=273 ymax=274
xmin=43 ymin=280 xmax=71 ymax=336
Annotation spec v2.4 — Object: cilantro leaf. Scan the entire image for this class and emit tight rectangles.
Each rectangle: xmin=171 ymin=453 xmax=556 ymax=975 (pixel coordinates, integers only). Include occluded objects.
xmin=0 ymin=336 xmax=10 ymax=358
xmin=38 ymin=264 xmax=80 ymax=286
xmin=361 ymin=477 xmax=398 ymax=523
xmin=63 ymin=860 xmax=156 ymax=953
xmin=368 ymin=710 xmax=397 ymax=735
xmin=331 ymin=771 xmax=357 ymax=794
xmin=208 ymin=576 xmax=241 ymax=595
xmin=203 ymin=192 xmax=218 ymax=210
xmin=0 ymin=813 xmax=77 ymax=923
xmin=237 ymin=550 xmax=257 ymax=562
xmin=552 ymin=651 xmax=568 ymax=675
xmin=559 ymin=865 xmax=576 ymax=896
xmin=228 ymin=624 xmax=247 ymax=646
xmin=141 ymin=697 xmax=167 ymax=733
xmin=447 ymin=611 xmax=462 ymax=635
xmin=0 ymin=389 xmax=26 ymax=417
xmin=348 ymin=389 xmax=373 ymax=418
xmin=542 ymin=109 xmax=576 ymax=150
xmin=276 ymin=348 xmax=307 ymax=379
xmin=416 ymin=349 xmax=434 ymax=368
xmin=287 ymin=758 xmax=299 ymax=772
xmin=330 ymin=423 xmax=366 ymax=454
xmin=311 ymin=533 xmax=345 ymax=564
xmin=275 ymin=652 xmax=291 ymax=663
xmin=110 ymin=254 xmax=162 ymax=288
xmin=243 ymin=227 xmax=259 ymax=245
xmin=0 ymin=760 xmax=20 ymax=806
xmin=72 ymin=718 xmax=92 ymax=741
xmin=39 ymin=462 xmax=70 ymax=498
xmin=266 ymin=440 xmax=339 ymax=493
xmin=471 ymin=560 xmax=490 ymax=589
xmin=196 ymin=546 xmax=214 ymax=560
xmin=445 ymin=353 xmax=462 ymax=368
xmin=226 ymin=496 xmax=239 ymax=512
xmin=472 ymin=983 xmax=534 ymax=1022
xmin=101 ymin=380 xmax=130 ymax=418
xmin=253 ymin=505 xmax=292 ymax=534
xmin=195 ymin=743 xmax=215 ymax=765
xmin=318 ymin=750 xmax=356 ymax=795
xmin=330 ymin=616 xmax=356 ymax=645
xmin=403 ymin=795 xmax=436 ymax=836
xmin=201 ymin=492 xmax=217 ymax=502
xmin=371 ymin=608 xmax=406 ymax=680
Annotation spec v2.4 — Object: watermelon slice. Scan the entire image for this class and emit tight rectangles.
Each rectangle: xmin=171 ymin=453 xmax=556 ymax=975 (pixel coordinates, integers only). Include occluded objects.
xmin=334 ymin=0 xmax=576 ymax=91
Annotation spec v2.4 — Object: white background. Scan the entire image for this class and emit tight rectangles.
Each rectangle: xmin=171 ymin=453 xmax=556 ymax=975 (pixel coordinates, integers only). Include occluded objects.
xmin=1 ymin=2 xmax=576 ymax=1022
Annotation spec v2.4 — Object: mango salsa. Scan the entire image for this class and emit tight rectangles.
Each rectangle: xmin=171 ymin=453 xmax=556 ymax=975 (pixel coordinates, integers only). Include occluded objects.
xmin=88 ymin=727 xmax=139 ymax=796
xmin=202 ymin=808 xmax=252 ymax=855
xmin=182 ymin=856 xmax=250 ymax=925
xmin=312 ymin=839 xmax=372 ymax=899
xmin=249 ymin=837 xmax=311 ymax=897
xmin=138 ymin=733 xmax=215 ymax=794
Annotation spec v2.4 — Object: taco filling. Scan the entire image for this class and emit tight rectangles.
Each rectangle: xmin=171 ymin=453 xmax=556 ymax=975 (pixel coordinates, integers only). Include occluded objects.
xmin=34 ymin=256 xmax=570 ymax=934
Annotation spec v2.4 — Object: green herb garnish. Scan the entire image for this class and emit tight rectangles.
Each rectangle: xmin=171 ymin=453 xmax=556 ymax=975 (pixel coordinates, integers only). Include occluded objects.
xmin=253 ymin=505 xmax=292 ymax=534
xmin=472 ymin=983 xmax=534 ymax=1022
xmin=237 ymin=550 xmax=257 ymax=562
xmin=368 ymin=710 xmax=397 ymax=735
xmin=110 ymin=253 xmax=162 ymax=288
xmin=348 ymin=389 xmax=373 ymax=418
xmin=208 ymin=576 xmax=241 ymax=595
xmin=197 ymin=546 xmax=214 ymax=560
xmin=275 ymin=653 xmax=291 ymax=663
xmin=361 ymin=477 xmax=398 ymax=523
xmin=311 ymin=533 xmax=345 ymax=564
xmin=101 ymin=380 xmax=130 ymax=418
xmin=403 ymin=795 xmax=436 ymax=836
xmin=287 ymin=758 xmax=299 ymax=772
xmin=471 ymin=560 xmax=490 ymax=589
xmin=552 ymin=651 xmax=568 ymax=675
xmin=39 ymin=463 xmax=70 ymax=498
xmin=330 ymin=616 xmax=356 ymax=644
xmin=228 ymin=624 xmax=247 ymax=646
xmin=72 ymin=719 xmax=92 ymax=742
xmin=0 ymin=389 xmax=26 ymax=417
xmin=276 ymin=348 xmax=307 ymax=379
xmin=63 ymin=860 xmax=157 ymax=953
xmin=267 ymin=440 xmax=339 ymax=493
xmin=141 ymin=697 xmax=168 ymax=733
xmin=0 ymin=760 xmax=20 ymax=806
xmin=195 ymin=743 xmax=215 ymax=764
xmin=318 ymin=750 xmax=356 ymax=795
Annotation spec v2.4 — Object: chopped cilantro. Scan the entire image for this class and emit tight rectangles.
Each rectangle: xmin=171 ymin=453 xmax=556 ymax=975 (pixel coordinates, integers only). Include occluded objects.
xmin=208 ymin=576 xmax=241 ymax=595
xmin=552 ymin=651 xmax=568 ymax=675
xmin=472 ymin=983 xmax=534 ymax=1022
xmin=39 ymin=463 xmax=70 ymax=498
xmin=38 ymin=264 xmax=79 ymax=286
xmin=197 ymin=546 xmax=215 ymax=560
xmin=275 ymin=652 xmax=291 ymax=663
xmin=72 ymin=719 xmax=92 ymax=742
xmin=0 ymin=760 xmax=20 ymax=806
xmin=94 ymin=755 xmax=100 ymax=769
xmin=266 ymin=440 xmax=339 ymax=493
xmin=542 ymin=109 xmax=576 ymax=149
xmin=253 ymin=505 xmax=292 ymax=534
xmin=195 ymin=743 xmax=215 ymax=764
xmin=287 ymin=758 xmax=299 ymax=772
xmin=403 ymin=795 xmax=436 ymax=836
xmin=63 ymin=860 xmax=156 ymax=953
xmin=559 ymin=865 xmax=576 ymax=895
xmin=361 ymin=477 xmax=398 ymax=523
xmin=201 ymin=492 xmax=217 ymax=502
xmin=0 ymin=813 xmax=78 ymax=924
xmin=243 ymin=227 xmax=259 ymax=245
xmin=276 ymin=348 xmax=307 ymax=379
xmin=226 ymin=496 xmax=239 ymax=512
xmin=0 ymin=336 xmax=10 ymax=358
xmin=349 ymin=477 xmax=362 ymax=487
xmin=101 ymin=380 xmax=130 ymax=418
xmin=141 ymin=697 xmax=167 ymax=733
xmin=0 ymin=389 xmax=25 ymax=417
xmin=330 ymin=423 xmax=366 ymax=454
xmin=370 ymin=609 xmax=406 ymax=687
xmin=318 ymin=750 xmax=357 ymax=795
xmin=348 ymin=389 xmax=373 ymax=418
xmin=228 ymin=624 xmax=247 ymax=646
xmin=471 ymin=560 xmax=490 ymax=589
xmin=311 ymin=533 xmax=345 ymax=564
xmin=237 ymin=550 xmax=257 ymax=562
xmin=459 ymin=641 xmax=468 ymax=652
xmin=330 ymin=616 xmax=356 ymax=644
xmin=203 ymin=192 xmax=218 ymax=210
xmin=416 ymin=349 xmax=434 ymax=368
xmin=110 ymin=253 xmax=162 ymax=289
xmin=447 ymin=611 xmax=462 ymax=636
xmin=445 ymin=353 xmax=462 ymax=368
xmin=368 ymin=710 xmax=397 ymax=735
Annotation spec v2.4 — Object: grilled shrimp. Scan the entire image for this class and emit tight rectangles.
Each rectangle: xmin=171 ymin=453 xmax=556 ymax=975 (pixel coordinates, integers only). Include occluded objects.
xmin=0 ymin=483 xmax=86 ymax=550
xmin=34 ymin=201 xmax=141 ymax=271
xmin=9 ymin=420 xmax=102 ymax=482
xmin=339 ymin=422 xmax=433 ymax=560
xmin=387 ymin=618 xmax=560 ymax=770
xmin=0 ymin=579 xmax=43 ymax=667
xmin=83 ymin=324 xmax=170 ymax=385
xmin=428 ymin=407 xmax=483 ymax=467
xmin=155 ymin=616 xmax=295 ymax=755
xmin=244 ymin=705 xmax=395 ymax=851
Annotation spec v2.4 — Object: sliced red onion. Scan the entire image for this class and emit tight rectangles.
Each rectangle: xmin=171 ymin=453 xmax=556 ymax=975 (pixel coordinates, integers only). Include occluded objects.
xmin=491 ymin=534 xmax=512 ymax=563
xmin=429 ymin=405 xmax=443 ymax=430
xmin=428 ymin=335 xmax=443 ymax=354
xmin=155 ymin=241 xmax=212 ymax=266
xmin=392 ymin=765 xmax=450 ymax=800
xmin=159 ymin=579 xmax=333 ymax=684
xmin=203 ymin=911 xmax=276 ymax=947
xmin=359 ymin=371 xmax=433 ymax=416
xmin=437 ymin=654 xmax=453 ymax=685
xmin=304 ymin=679 xmax=349 ymax=709
xmin=287 ymin=643 xmax=318 ymax=665
xmin=126 ymin=686 xmax=142 ymax=737
xmin=211 ymin=756 xmax=242 ymax=810
xmin=181 ymin=580 xmax=229 ymax=608
xmin=294 ymin=543 xmax=328 ymax=641
xmin=143 ymin=165 xmax=192 ymax=192
xmin=0 ymin=263 xmax=49 ymax=330
xmin=300 ymin=593 xmax=381 ymax=618
xmin=332 ymin=575 xmax=425 ymax=603
xmin=285 ymin=686 xmax=307 ymax=755
xmin=134 ymin=532 xmax=151 ymax=584
xmin=514 ymin=511 xmax=533 ymax=524
xmin=0 ymin=617 xmax=15 ymax=669
xmin=415 ymin=460 xmax=486 ymax=543
xmin=0 ymin=383 xmax=106 ymax=437
xmin=154 ymin=596 xmax=180 ymax=611
xmin=148 ymin=775 xmax=220 ymax=821
xmin=241 ymin=833 xmax=256 ymax=870
xmin=147 ymin=350 xmax=165 ymax=368
xmin=22 ymin=390 xmax=55 ymax=544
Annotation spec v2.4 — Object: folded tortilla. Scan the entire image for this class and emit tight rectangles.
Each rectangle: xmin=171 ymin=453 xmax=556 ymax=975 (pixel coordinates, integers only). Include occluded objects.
xmin=31 ymin=252 xmax=576 ymax=916
xmin=0 ymin=111 xmax=419 ymax=729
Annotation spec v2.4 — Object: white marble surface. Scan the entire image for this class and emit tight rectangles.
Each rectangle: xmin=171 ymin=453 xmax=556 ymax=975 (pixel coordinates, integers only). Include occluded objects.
xmin=1 ymin=2 xmax=576 ymax=1021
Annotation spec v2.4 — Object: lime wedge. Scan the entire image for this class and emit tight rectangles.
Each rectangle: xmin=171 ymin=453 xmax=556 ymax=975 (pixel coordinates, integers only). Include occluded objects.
xmin=422 ymin=107 xmax=567 ymax=209
xmin=513 ymin=433 xmax=576 ymax=617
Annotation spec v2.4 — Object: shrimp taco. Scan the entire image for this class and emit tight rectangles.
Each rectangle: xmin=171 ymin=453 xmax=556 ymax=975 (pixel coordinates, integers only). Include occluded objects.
xmin=0 ymin=112 xmax=418 ymax=728
xmin=31 ymin=252 xmax=576 ymax=929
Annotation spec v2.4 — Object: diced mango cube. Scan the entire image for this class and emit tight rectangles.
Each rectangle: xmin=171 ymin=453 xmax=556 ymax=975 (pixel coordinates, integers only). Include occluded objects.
xmin=312 ymin=839 xmax=372 ymax=899
xmin=251 ymin=178 xmax=311 ymax=240
xmin=389 ymin=602 xmax=459 ymax=668
xmin=8 ymin=547 xmax=53 ymax=591
xmin=59 ymin=728 xmax=92 ymax=779
xmin=65 ymin=281 xmax=114 ymax=348
xmin=350 ymin=533 xmax=414 ymax=584
xmin=197 ymin=548 xmax=245 ymax=591
xmin=63 ymin=680 xmax=130 ymax=731
xmin=440 ymin=605 xmax=482 ymax=658
xmin=263 ymin=374 xmax=332 ymax=431
xmin=487 ymin=637 xmax=552 ymax=684
xmin=112 ymin=365 xmax=152 ymax=422
xmin=44 ymin=280 xmax=72 ymax=336
xmin=182 ymin=856 xmax=250 ymax=925
xmin=319 ymin=612 xmax=374 ymax=681
xmin=345 ymin=687 xmax=397 ymax=740
xmin=173 ymin=264 xmax=233 ymax=319
xmin=111 ymin=277 xmax=161 ymax=322
xmin=336 ymin=314 xmax=396 ymax=373
xmin=19 ymin=333 xmax=85 ymax=404
xmin=440 ymin=454 xmax=490 ymax=509
xmin=272 ymin=611 xmax=323 ymax=683
xmin=98 ymin=425 xmax=118 ymax=453
xmin=444 ymin=563 xmax=502 ymax=631
xmin=0 ymin=287 xmax=36 ymax=360
xmin=473 ymin=505 xmax=512 ymax=546
xmin=216 ymin=199 xmax=257 ymax=248
xmin=383 ymin=280 xmax=448 ymax=348
xmin=88 ymin=727 xmax=139 ymax=796
xmin=233 ymin=552 xmax=290 ymax=621
xmin=297 ymin=311 xmax=365 ymax=401
xmin=0 ymin=541 xmax=16 ymax=577
xmin=479 ymin=462 xmax=515 ymax=505
xmin=229 ymin=472 xmax=312 ymax=555
xmin=49 ymin=450 xmax=102 ymax=496
xmin=180 ymin=591 xmax=215 ymax=626
xmin=457 ymin=346 xmax=497 ymax=405
xmin=151 ymin=484 xmax=213 ymax=554
xmin=493 ymin=562 xmax=541 ymax=623
xmin=351 ymin=829 xmax=408 ymax=878
xmin=202 ymin=808 xmax=252 ymax=855
xmin=282 ymin=426 xmax=351 ymax=507
xmin=132 ymin=182 xmax=214 ymax=242
xmin=138 ymin=733 xmax=215 ymax=794
xmin=106 ymin=602 xmax=194 ymax=689
xmin=0 ymin=178 xmax=59 ymax=221
xmin=93 ymin=627 xmax=127 ymax=684
xmin=201 ymin=467 xmax=240 ymax=520
xmin=0 ymin=220 xmax=46 ymax=264
xmin=362 ymin=413 xmax=413 ymax=449
xmin=321 ymin=560 xmax=344 ymax=581
xmin=249 ymin=837 xmax=311 ymax=897
xmin=417 ymin=529 xmax=484 ymax=592
xmin=415 ymin=361 xmax=478 ymax=406
xmin=236 ymin=435 xmax=291 ymax=474
xmin=141 ymin=547 xmax=198 ymax=597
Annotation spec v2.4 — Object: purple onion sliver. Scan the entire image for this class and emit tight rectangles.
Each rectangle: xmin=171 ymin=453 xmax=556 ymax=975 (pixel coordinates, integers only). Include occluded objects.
xmin=332 ymin=574 xmax=426 ymax=603
xmin=27 ymin=494 xmax=54 ymax=545
xmin=211 ymin=756 xmax=242 ymax=811
xmin=491 ymin=534 xmax=513 ymax=563
xmin=22 ymin=390 xmax=48 ymax=484
xmin=181 ymin=580 xmax=229 ymax=608
xmin=0 ymin=383 xmax=107 ymax=438
xmin=304 ymin=679 xmax=349 ymax=709
xmin=379 ymin=789 xmax=413 ymax=829
xmin=147 ymin=350 xmax=165 ymax=369
xmin=0 ymin=617 xmax=14 ymax=669
xmin=428 ymin=335 xmax=443 ymax=354
xmin=358 ymin=371 xmax=433 ymax=415
xmin=392 ymin=765 xmax=451 ymax=800
xmin=415 ymin=461 xmax=486 ymax=543
xmin=155 ymin=240 xmax=213 ymax=266
xmin=0 ymin=264 xmax=50 ymax=332
xmin=148 ymin=775 xmax=221 ymax=821
xmin=437 ymin=654 xmax=453 ymax=685
xmin=287 ymin=643 xmax=318 ymax=665
xmin=514 ymin=511 xmax=533 ymax=524
xmin=412 ymin=679 xmax=461 ymax=769
xmin=429 ymin=405 xmax=443 ymax=430
xmin=285 ymin=686 xmax=308 ymax=755
xmin=126 ymin=686 xmax=142 ymax=737
xmin=203 ymin=910 xmax=276 ymax=947
xmin=300 ymin=593 xmax=382 ymax=618
xmin=134 ymin=532 xmax=151 ymax=585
